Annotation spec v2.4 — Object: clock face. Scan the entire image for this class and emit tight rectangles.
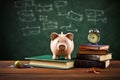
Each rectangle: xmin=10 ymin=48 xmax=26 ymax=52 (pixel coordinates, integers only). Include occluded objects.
xmin=88 ymin=33 xmax=100 ymax=43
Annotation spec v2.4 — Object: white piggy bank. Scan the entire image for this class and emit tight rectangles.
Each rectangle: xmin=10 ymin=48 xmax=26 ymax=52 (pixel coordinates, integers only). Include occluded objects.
xmin=50 ymin=32 xmax=74 ymax=59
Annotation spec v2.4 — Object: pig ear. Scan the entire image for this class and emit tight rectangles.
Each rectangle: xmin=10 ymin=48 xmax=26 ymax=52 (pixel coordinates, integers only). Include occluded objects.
xmin=66 ymin=33 xmax=74 ymax=40
xmin=50 ymin=32 xmax=59 ymax=40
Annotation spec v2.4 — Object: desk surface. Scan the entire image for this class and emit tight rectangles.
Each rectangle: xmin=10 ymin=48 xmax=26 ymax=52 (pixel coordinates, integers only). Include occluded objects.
xmin=0 ymin=60 xmax=120 ymax=80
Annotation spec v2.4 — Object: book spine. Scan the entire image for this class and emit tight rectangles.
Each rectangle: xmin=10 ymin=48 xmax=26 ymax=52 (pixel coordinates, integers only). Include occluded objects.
xmin=79 ymin=45 xmax=109 ymax=50
xmin=74 ymin=60 xmax=106 ymax=68
xmin=77 ymin=54 xmax=100 ymax=61
xmin=78 ymin=50 xmax=108 ymax=55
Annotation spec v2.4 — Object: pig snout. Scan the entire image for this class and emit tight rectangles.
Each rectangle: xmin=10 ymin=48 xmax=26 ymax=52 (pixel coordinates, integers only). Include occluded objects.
xmin=59 ymin=45 xmax=65 ymax=51
xmin=57 ymin=43 xmax=67 ymax=51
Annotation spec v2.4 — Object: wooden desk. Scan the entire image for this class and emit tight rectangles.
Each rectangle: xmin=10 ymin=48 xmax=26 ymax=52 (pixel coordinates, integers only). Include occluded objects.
xmin=0 ymin=60 xmax=120 ymax=80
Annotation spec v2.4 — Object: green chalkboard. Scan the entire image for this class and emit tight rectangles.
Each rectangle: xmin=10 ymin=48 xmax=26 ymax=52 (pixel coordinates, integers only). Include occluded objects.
xmin=1 ymin=0 xmax=120 ymax=60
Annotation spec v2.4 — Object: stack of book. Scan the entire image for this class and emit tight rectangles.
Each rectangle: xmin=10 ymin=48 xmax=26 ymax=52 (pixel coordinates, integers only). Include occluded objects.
xmin=74 ymin=44 xmax=112 ymax=68
xmin=25 ymin=55 xmax=75 ymax=69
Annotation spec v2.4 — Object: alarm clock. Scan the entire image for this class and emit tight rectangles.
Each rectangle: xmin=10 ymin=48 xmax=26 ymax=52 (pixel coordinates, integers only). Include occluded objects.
xmin=88 ymin=28 xmax=100 ymax=44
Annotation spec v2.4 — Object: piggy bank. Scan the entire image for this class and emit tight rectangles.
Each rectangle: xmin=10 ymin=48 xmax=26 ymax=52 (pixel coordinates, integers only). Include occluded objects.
xmin=50 ymin=32 xmax=74 ymax=59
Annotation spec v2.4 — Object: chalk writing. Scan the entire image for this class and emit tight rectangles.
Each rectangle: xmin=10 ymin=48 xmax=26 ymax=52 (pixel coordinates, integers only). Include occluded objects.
xmin=17 ymin=10 xmax=34 ymax=16
xmin=54 ymin=0 xmax=67 ymax=7
xmin=54 ymin=0 xmax=68 ymax=16
xmin=14 ymin=0 xmax=35 ymax=8
xmin=15 ymin=0 xmax=36 ymax=22
xmin=66 ymin=10 xmax=83 ymax=22
xmin=56 ymin=7 xmax=68 ymax=16
xmin=14 ymin=0 xmax=107 ymax=36
xmin=36 ymin=4 xmax=53 ymax=12
xmin=43 ymin=21 xmax=58 ymax=30
xmin=17 ymin=10 xmax=36 ymax=22
xmin=85 ymin=9 xmax=107 ymax=25
xmin=18 ymin=16 xmax=36 ymax=22
xmin=21 ymin=26 xmax=40 ymax=36
xmin=60 ymin=24 xmax=78 ymax=32
xmin=38 ymin=15 xmax=48 ymax=22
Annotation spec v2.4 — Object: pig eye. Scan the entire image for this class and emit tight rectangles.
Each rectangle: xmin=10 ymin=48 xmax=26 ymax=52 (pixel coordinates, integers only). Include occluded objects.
xmin=64 ymin=40 xmax=66 ymax=42
xmin=58 ymin=40 xmax=60 ymax=42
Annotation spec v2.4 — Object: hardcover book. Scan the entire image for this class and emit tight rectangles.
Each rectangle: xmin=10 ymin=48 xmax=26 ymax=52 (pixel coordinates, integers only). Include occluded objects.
xmin=25 ymin=55 xmax=75 ymax=69
xmin=77 ymin=53 xmax=112 ymax=61
xmin=74 ymin=60 xmax=110 ymax=68
xmin=79 ymin=44 xmax=109 ymax=50
xmin=78 ymin=50 xmax=108 ymax=55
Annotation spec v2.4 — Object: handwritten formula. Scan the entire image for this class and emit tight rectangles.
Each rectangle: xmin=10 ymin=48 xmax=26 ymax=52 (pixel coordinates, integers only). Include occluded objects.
xmin=14 ymin=0 xmax=107 ymax=36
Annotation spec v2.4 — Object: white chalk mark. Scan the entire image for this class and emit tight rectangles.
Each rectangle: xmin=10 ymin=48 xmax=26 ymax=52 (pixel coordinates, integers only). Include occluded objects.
xmin=43 ymin=21 xmax=58 ymax=30
xmin=17 ymin=10 xmax=34 ymax=16
xmin=38 ymin=15 xmax=48 ymax=22
xmin=14 ymin=0 xmax=35 ymax=8
xmin=21 ymin=26 xmax=40 ymax=36
xmin=85 ymin=9 xmax=107 ymax=25
xmin=101 ymin=17 xmax=107 ymax=23
xmin=57 ymin=12 xmax=68 ymax=16
xmin=19 ymin=17 xmax=36 ymax=22
xmin=36 ymin=4 xmax=53 ymax=12
xmin=60 ymin=24 xmax=78 ymax=32
xmin=56 ymin=7 xmax=68 ymax=16
xmin=66 ymin=10 xmax=83 ymax=22
xmin=54 ymin=0 xmax=67 ymax=7
xmin=54 ymin=0 xmax=68 ymax=16
xmin=17 ymin=10 xmax=36 ymax=22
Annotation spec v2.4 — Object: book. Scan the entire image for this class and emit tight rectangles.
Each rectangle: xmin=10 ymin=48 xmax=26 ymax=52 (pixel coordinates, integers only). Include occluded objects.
xmin=74 ymin=60 xmax=110 ymax=68
xmin=25 ymin=55 xmax=74 ymax=69
xmin=78 ymin=50 xmax=108 ymax=55
xmin=77 ymin=53 xmax=112 ymax=61
xmin=79 ymin=44 xmax=109 ymax=50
